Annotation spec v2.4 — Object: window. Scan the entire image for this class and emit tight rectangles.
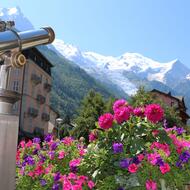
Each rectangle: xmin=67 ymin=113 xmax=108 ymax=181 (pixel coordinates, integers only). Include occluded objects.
xmin=13 ymin=81 xmax=19 ymax=92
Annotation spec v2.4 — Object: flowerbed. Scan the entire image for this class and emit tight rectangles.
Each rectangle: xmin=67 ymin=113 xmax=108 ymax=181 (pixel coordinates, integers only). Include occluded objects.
xmin=16 ymin=100 xmax=190 ymax=190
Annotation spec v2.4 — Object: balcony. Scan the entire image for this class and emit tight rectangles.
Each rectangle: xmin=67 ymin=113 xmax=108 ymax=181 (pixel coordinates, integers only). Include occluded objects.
xmin=31 ymin=73 xmax=42 ymax=85
xmin=28 ymin=107 xmax=38 ymax=118
xmin=41 ymin=113 xmax=50 ymax=122
xmin=36 ymin=94 xmax=46 ymax=104
xmin=44 ymin=83 xmax=52 ymax=92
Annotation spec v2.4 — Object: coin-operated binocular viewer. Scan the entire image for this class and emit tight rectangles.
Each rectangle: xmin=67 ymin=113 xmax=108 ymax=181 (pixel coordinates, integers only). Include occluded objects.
xmin=0 ymin=20 xmax=55 ymax=190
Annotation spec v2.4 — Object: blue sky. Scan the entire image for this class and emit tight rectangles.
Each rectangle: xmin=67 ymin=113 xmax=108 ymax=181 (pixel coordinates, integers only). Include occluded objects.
xmin=1 ymin=0 xmax=190 ymax=68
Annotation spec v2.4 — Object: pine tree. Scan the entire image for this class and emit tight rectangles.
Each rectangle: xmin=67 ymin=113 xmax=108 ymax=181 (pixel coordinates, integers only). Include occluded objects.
xmin=72 ymin=90 xmax=106 ymax=140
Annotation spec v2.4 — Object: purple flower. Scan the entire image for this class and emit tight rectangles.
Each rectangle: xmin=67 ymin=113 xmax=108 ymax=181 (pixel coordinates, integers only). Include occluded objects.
xmin=132 ymin=156 xmax=140 ymax=165
xmin=118 ymin=188 xmax=125 ymax=190
xmin=163 ymin=119 xmax=168 ymax=128
xmin=156 ymin=157 xmax=164 ymax=166
xmin=176 ymin=161 xmax=182 ymax=168
xmin=120 ymin=158 xmax=130 ymax=169
xmin=176 ymin=127 xmax=185 ymax=135
xmin=113 ymin=143 xmax=123 ymax=154
xmin=52 ymin=183 xmax=59 ymax=190
xmin=33 ymin=137 xmax=41 ymax=144
xmin=39 ymin=155 xmax=46 ymax=163
xmin=179 ymin=151 xmax=190 ymax=163
xmin=50 ymin=142 xmax=58 ymax=151
xmin=54 ymin=172 xmax=61 ymax=182
xmin=33 ymin=149 xmax=38 ymax=155
xmin=22 ymin=161 xmax=27 ymax=167
xmin=25 ymin=156 xmax=35 ymax=166
xmin=40 ymin=179 xmax=47 ymax=186
xmin=48 ymin=151 xmax=55 ymax=160
xmin=45 ymin=134 xmax=52 ymax=142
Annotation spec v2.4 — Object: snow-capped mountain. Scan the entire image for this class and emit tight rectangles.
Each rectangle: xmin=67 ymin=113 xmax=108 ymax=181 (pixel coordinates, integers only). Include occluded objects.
xmin=186 ymin=74 xmax=190 ymax=80
xmin=1 ymin=6 xmax=190 ymax=107
xmin=0 ymin=7 xmax=34 ymax=30
xmin=52 ymin=39 xmax=190 ymax=95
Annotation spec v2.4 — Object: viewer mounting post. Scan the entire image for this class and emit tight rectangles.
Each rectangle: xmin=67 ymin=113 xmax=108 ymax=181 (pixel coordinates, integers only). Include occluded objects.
xmin=0 ymin=20 xmax=55 ymax=190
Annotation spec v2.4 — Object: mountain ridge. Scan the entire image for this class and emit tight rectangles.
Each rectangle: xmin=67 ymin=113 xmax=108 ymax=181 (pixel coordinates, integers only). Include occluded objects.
xmin=1 ymin=6 xmax=190 ymax=115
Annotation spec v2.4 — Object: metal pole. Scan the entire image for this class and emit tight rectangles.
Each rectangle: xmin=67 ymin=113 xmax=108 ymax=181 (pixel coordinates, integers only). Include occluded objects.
xmin=0 ymin=65 xmax=20 ymax=190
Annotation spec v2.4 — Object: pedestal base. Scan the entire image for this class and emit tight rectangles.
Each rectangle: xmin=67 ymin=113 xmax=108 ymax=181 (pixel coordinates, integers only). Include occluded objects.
xmin=0 ymin=114 xmax=19 ymax=190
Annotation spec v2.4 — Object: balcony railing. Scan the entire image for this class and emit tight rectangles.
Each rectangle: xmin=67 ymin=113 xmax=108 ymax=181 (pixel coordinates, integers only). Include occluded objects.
xmin=44 ymin=83 xmax=52 ymax=92
xmin=41 ymin=113 xmax=50 ymax=122
xmin=28 ymin=107 xmax=38 ymax=118
xmin=31 ymin=73 xmax=42 ymax=85
xmin=36 ymin=94 xmax=46 ymax=104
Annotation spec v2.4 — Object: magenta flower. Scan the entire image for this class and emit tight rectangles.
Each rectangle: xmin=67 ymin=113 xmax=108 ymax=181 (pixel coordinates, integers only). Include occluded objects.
xmin=69 ymin=158 xmax=81 ymax=172
xmin=114 ymin=107 xmax=130 ymax=124
xmin=88 ymin=180 xmax=95 ymax=189
xmin=145 ymin=104 xmax=164 ymax=123
xmin=89 ymin=132 xmax=97 ymax=142
xmin=147 ymin=152 xmax=160 ymax=166
xmin=160 ymin=163 xmax=170 ymax=174
xmin=98 ymin=113 xmax=114 ymax=130
xmin=133 ymin=107 xmax=144 ymax=117
xmin=128 ymin=163 xmax=138 ymax=173
xmin=62 ymin=137 xmax=74 ymax=146
xmin=113 ymin=99 xmax=127 ymax=112
xmin=58 ymin=151 xmax=65 ymax=159
xmin=146 ymin=179 xmax=157 ymax=190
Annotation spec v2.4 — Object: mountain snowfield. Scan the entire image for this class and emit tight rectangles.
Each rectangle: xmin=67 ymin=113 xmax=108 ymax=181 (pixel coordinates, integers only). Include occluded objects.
xmin=1 ymin=6 xmax=190 ymax=113
xmin=52 ymin=39 xmax=190 ymax=95
xmin=0 ymin=7 xmax=34 ymax=30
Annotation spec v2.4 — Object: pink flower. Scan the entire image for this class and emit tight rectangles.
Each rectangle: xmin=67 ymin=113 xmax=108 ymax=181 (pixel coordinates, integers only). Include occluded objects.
xmin=79 ymin=148 xmax=86 ymax=156
xmin=89 ymin=132 xmax=97 ymax=142
xmin=145 ymin=104 xmax=164 ymax=123
xmin=28 ymin=171 xmax=34 ymax=178
xmin=98 ymin=113 xmax=114 ymax=130
xmin=68 ymin=173 xmax=77 ymax=180
xmin=150 ymin=142 xmax=170 ymax=156
xmin=62 ymin=137 xmax=73 ymax=146
xmin=88 ymin=180 xmax=95 ymax=189
xmin=58 ymin=151 xmax=65 ymax=159
xmin=19 ymin=140 xmax=25 ymax=148
xmin=160 ymin=163 xmax=170 ymax=174
xmin=147 ymin=152 xmax=160 ymax=165
xmin=146 ymin=179 xmax=157 ymax=190
xmin=16 ymin=150 xmax=20 ymax=161
xmin=34 ymin=164 xmax=44 ymax=176
xmin=133 ymin=107 xmax=144 ymax=117
xmin=114 ymin=107 xmax=131 ymax=124
xmin=69 ymin=158 xmax=81 ymax=172
xmin=113 ymin=99 xmax=127 ymax=112
xmin=45 ymin=164 xmax=53 ymax=174
xmin=128 ymin=163 xmax=138 ymax=173
xmin=137 ymin=154 xmax=144 ymax=161
xmin=26 ymin=140 xmax=33 ymax=148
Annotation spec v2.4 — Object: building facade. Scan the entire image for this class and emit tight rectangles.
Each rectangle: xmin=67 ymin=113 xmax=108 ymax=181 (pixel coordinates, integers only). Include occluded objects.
xmin=151 ymin=89 xmax=190 ymax=124
xmin=8 ymin=48 xmax=57 ymax=138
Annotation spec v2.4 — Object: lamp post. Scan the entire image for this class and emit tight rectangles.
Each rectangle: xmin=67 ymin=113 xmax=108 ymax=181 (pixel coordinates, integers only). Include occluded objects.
xmin=56 ymin=118 xmax=63 ymax=139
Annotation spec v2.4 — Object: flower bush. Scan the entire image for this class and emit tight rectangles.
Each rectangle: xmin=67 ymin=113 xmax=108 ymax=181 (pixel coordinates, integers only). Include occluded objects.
xmin=16 ymin=99 xmax=190 ymax=190
xmin=80 ymin=100 xmax=190 ymax=189
xmin=16 ymin=136 xmax=95 ymax=190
